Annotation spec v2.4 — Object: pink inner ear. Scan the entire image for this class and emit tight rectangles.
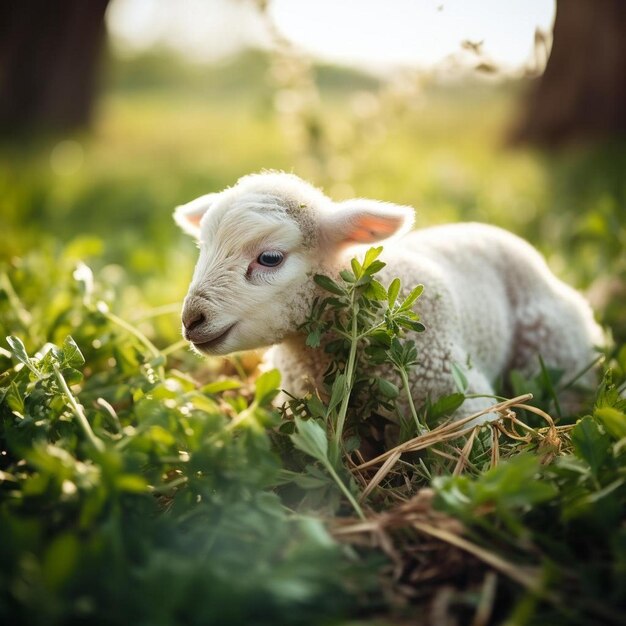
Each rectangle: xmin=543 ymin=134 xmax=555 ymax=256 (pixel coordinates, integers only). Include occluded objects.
xmin=346 ymin=214 xmax=404 ymax=243
xmin=186 ymin=211 xmax=204 ymax=226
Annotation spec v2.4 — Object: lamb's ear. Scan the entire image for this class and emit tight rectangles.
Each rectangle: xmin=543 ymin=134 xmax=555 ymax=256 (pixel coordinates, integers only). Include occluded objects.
xmin=173 ymin=193 xmax=218 ymax=238
xmin=321 ymin=199 xmax=414 ymax=246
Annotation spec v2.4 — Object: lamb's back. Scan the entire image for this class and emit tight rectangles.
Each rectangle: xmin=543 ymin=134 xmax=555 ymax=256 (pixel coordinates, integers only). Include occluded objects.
xmin=393 ymin=222 xmax=601 ymax=383
xmin=382 ymin=223 xmax=539 ymax=378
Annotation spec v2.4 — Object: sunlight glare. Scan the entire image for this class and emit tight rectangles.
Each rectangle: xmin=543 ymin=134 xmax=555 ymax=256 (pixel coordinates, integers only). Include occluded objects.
xmin=107 ymin=0 xmax=556 ymax=74
xmin=270 ymin=0 xmax=555 ymax=72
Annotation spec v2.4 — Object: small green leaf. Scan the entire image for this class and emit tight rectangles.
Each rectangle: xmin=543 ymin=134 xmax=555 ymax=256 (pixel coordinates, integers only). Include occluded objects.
xmin=368 ymin=329 xmax=392 ymax=345
xmin=475 ymin=455 xmax=557 ymax=508
xmin=399 ymin=284 xmax=424 ymax=310
xmin=451 ymin=362 xmax=469 ymax=393
xmin=571 ymin=416 xmax=610 ymax=476
xmin=387 ymin=278 xmax=401 ymax=307
xmin=306 ymin=395 xmax=327 ymax=419
xmin=61 ymin=367 xmax=83 ymax=385
xmin=42 ymin=532 xmax=79 ymax=591
xmin=339 ymin=269 xmax=356 ymax=283
xmin=364 ymin=345 xmax=388 ymax=364
xmin=202 ymin=378 xmax=242 ymax=394
xmin=116 ymin=474 xmax=149 ymax=493
xmin=377 ymin=377 xmax=399 ymax=399
xmin=314 ymin=274 xmax=345 ymax=295
xmin=6 ymin=381 xmax=25 ymax=414
xmin=364 ymin=279 xmax=388 ymax=301
xmin=306 ymin=328 xmax=322 ymax=348
xmin=363 ymin=260 xmax=386 ymax=276
xmin=595 ymin=407 xmax=626 ymax=440
xmin=6 ymin=335 xmax=31 ymax=369
xmin=290 ymin=417 xmax=329 ymax=464
xmin=429 ymin=393 xmax=465 ymax=419
xmin=363 ymin=246 xmax=383 ymax=268
xmin=326 ymin=374 xmax=346 ymax=417
xmin=60 ymin=336 xmax=85 ymax=369
xmin=254 ymin=369 xmax=281 ymax=405
xmin=147 ymin=425 xmax=176 ymax=446
xmin=350 ymin=258 xmax=362 ymax=279
xmin=278 ymin=421 xmax=296 ymax=435
xmin=397 ymin=317 xmax=425 ymax=332
xmin=435 ymin=455 xmax=557 ymax=515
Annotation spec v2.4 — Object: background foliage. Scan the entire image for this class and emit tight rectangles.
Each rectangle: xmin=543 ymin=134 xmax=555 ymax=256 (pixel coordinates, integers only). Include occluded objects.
xmin=1 ymin=37 xmax=625 ymax=626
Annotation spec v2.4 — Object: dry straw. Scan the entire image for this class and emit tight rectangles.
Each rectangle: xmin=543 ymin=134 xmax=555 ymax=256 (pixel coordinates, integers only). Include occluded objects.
xmin=353 ymin=392 xmax=567 ymax=500
xmin=328 ymin=393 xmax=572 ymax=620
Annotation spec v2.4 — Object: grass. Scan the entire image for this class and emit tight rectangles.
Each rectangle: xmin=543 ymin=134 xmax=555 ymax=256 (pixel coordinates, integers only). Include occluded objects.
xmin=1 ymin=48 xmax=625 ymax=625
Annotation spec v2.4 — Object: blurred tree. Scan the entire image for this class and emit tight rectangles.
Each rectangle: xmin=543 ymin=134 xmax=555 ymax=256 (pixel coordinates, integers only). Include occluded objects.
xmin=512 ymin=0 xmax=626 ymax=146
xmin=0 ymin=0 xmax=110 ymax=135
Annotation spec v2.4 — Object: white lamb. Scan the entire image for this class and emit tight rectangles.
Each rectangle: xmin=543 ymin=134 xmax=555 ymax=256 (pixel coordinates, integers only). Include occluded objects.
xmin=174 ymin=171 xmax=603 ymax=421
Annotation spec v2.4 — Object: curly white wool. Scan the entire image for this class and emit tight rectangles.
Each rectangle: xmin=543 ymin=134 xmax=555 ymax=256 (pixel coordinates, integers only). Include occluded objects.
xmin=175 ymin=172 xmax=603 ymax=422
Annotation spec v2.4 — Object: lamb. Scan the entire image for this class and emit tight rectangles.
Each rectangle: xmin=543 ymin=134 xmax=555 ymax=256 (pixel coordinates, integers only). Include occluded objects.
xmin=174 ymin=171 xmax=603 ymax=422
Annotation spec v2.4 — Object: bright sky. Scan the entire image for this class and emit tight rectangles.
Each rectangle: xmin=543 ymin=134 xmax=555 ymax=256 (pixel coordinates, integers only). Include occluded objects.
xmin=107 ymin=0 xmax=555 ymax=74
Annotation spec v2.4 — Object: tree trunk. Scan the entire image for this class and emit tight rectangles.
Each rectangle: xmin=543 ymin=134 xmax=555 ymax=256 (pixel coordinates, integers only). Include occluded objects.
xmin=511 ymin=0 xmax=626 ymax=146
xmin=0 ymin=0 xmax=110 ymax=135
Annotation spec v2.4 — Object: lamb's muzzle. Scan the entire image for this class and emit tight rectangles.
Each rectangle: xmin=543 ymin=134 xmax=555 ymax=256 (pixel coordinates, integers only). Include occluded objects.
xmin=181 ymin=296 xmax=210 ymax=341
xmin=182 ymin=309 xmax=205 ymax=335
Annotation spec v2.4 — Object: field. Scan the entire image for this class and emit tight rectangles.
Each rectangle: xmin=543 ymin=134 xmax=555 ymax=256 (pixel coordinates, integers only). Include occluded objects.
xmin=1 ymin=50 xmax=625 ymax=625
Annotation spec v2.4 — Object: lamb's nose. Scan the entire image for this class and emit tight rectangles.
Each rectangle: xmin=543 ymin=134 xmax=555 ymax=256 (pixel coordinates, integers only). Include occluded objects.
xmin=183 ymin=310 xmax=205 ymax=332
xmin=182 ymin=295 xmax=209 ymax=338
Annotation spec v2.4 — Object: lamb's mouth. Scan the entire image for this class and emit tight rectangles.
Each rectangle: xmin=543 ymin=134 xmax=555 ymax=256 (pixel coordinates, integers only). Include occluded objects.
xmin=193 ymin=322 xmax=237 ymax=352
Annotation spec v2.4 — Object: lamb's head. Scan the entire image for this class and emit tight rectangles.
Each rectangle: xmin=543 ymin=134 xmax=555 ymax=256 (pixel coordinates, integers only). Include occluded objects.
xmin=174 ymin=172 xmax=414 ymax=355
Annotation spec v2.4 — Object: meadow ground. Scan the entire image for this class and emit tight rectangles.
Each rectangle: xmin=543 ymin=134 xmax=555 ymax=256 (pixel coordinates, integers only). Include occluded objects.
xmin=1 ymin=50 xmax=625 ymax=625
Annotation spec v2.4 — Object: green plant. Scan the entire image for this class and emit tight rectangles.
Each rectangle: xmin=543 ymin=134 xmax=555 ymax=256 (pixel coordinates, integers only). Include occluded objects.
xmin=2 ymin=241 xmax=626 ymax=625
xmin=283 ymin=247 xmax=425 ymax=517
xmin=308 ymin=247 xmax=424 ymax=436
xmin=0 ymin=254 xmax=380 ymax=626
xmin=278 ymin=247 xmax=626 ymax=625
xmin=431 ymin=372 xmax=626 ymax=625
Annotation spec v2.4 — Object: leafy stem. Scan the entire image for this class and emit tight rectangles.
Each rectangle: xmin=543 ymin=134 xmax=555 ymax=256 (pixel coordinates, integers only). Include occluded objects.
xmin=291 ymin=416 xmax=365 ymax=519
xmin=325 ymin=459 xmax=365 ymax=519
xmin=53 ymin=363 xmax=105 ymax=453
xmin=295 ymin=246 xmax=426 ymax=513
xmin=331 ymin=293 xmax=359 ymax=466
xmin=398 ymin=366 xmax=424 ymax=434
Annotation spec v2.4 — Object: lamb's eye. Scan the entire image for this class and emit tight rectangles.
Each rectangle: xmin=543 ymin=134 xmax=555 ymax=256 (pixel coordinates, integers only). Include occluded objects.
xmin=257 ymin=251 xmax=284 ymax=267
